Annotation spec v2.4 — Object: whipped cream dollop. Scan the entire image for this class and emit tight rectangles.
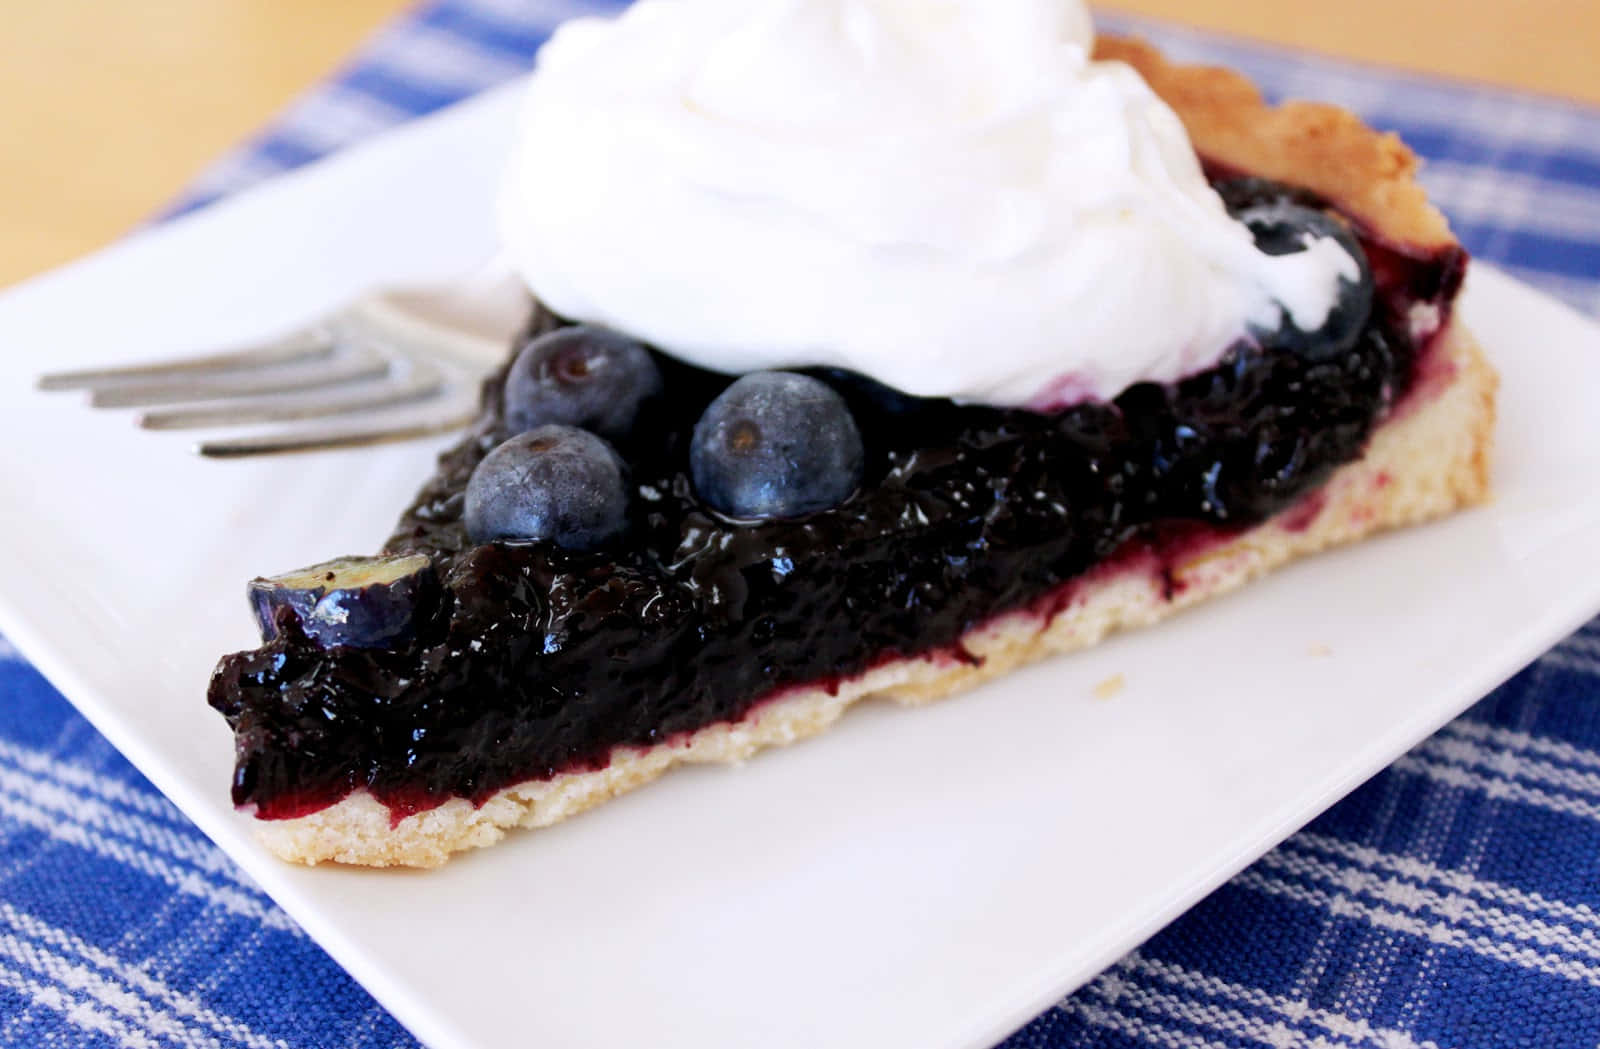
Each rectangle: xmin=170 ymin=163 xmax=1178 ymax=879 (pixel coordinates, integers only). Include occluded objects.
xmin=498 ymin=0 xmax=1359 ymax=407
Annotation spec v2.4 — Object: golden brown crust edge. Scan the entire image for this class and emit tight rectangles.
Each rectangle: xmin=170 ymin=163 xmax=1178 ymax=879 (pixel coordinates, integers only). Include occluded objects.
xmin=1095 ymin=35 xmax=1457 ymax=252
xmin=258 ymin=325 xmax=1496 ymax=868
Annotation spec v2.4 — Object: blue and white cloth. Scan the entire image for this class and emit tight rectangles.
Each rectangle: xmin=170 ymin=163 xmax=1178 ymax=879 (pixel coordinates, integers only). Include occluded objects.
xmin=7 ymin=3 xmax=1600 ymax=1046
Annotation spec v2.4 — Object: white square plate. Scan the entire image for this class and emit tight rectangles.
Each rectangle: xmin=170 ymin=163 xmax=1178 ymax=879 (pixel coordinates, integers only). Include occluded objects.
xmin=2 ymin=82 xmax=1598 ymax=1049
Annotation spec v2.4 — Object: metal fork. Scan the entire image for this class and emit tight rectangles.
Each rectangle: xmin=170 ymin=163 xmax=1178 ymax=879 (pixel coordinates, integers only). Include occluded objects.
xmin=37 ymin=257 xmax=530 ymax=457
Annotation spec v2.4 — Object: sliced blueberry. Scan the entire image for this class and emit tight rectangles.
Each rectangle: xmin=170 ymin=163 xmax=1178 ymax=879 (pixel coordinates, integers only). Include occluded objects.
xmin=465 ymin=424 xmax=630 ymax=549
xmin=690 ymin=371 xmax=864 ymax=519
xmin=249 ymin=554 xmax=434 ymax=649
xmin=502 ymin=326 xmax=663 ymax=442
xmin=1225 ymin=188 xmax=1374 ymax=361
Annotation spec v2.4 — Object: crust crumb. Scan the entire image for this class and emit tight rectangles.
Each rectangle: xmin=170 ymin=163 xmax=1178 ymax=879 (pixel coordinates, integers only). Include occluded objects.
xmin=1093 ymin=673 xmax=1128 ymax=700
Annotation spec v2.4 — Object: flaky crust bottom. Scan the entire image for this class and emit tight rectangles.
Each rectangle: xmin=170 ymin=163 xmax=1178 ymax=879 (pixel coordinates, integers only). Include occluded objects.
xmin=256 ymin=324 xmax=1497 ymax=867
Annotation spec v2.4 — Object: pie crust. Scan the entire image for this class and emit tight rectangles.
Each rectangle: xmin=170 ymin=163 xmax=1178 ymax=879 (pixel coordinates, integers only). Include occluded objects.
xmin=246 ymin=37 xmax=1498 ymax=867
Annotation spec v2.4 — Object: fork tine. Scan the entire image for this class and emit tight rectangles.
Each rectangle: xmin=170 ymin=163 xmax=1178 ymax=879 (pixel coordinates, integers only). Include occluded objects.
xmin=37 ymin=326 xmax=335 ymax=391
xmin=137 ymin=361 xmax=446 ymax=430
xmin=194 ymin=409 xmax=477 ymax=458
xmin=88 ymin=346 xmax=390 ymax=409
xmin=38 ymin=257 xmax=523 ymax=456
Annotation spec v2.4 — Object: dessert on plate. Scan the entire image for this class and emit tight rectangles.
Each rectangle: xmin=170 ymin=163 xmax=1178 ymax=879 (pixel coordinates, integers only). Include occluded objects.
xmin=209 ymin=0 xmax=1497 ymax=867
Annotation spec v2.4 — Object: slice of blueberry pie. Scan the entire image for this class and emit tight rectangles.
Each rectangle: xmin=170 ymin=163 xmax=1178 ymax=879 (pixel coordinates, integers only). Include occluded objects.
xmin=209 ymin=2 xmax=1497 ymax=867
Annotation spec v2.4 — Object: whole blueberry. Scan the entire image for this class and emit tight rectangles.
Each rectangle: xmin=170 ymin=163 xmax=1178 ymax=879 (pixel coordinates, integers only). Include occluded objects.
xmin=690 ymin=371 xmax=864 ymax=519
xmin=502 ymin=326 xmax=663 ymax=441
xmin=465 ymin=425 xmax=630 ymax=549
xmin=1230 ymin=195 xmax=1374 ymax=360
xmin=1213 ymin=176 xmax=1325 ymax=216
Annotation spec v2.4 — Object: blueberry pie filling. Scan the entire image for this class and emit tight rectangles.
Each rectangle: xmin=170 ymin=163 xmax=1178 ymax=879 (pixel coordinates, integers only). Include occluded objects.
xmin=209 ymin=175 xmax=1466 ymax=828
xmin=208 ymin=13 xmax=1497 ymax=865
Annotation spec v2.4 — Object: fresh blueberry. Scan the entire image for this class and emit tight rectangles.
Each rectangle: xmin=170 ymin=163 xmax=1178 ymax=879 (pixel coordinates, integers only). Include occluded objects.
xmin=465 ymin=425 xmax=630 ymax=549
xmin=1220 ymin=180 xmax=1374 ymax=360
xmin=690 ymin=371 xmax=864 ymax=519
xmin=501 ymin=326 xmax=663 ymax=442
xmin=249 ymin=554 xmax=434 ymax=649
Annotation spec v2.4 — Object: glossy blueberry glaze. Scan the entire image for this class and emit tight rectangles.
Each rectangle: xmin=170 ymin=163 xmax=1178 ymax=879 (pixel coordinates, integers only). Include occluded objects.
xmin=208 ymin=182 xmax=1464 ymax=822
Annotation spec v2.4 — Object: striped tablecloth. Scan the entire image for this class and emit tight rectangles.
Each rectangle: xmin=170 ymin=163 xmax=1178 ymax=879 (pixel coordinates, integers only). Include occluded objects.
xmin=5 ymin=3 xmax=1600 ymax=1046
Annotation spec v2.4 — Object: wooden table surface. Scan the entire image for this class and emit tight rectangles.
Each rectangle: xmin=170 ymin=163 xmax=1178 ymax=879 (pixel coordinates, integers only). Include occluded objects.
xmin=3 ymin=0 xmax=1596 ymax=289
